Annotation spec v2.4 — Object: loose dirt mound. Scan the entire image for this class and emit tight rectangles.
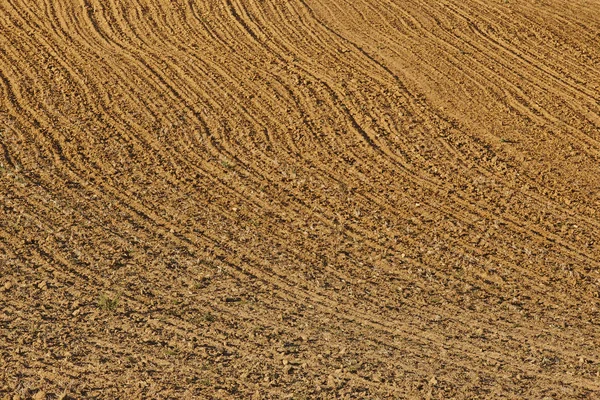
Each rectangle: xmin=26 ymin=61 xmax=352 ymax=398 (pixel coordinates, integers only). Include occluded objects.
xmin=1 ymin=0 xmax=600 ymax=398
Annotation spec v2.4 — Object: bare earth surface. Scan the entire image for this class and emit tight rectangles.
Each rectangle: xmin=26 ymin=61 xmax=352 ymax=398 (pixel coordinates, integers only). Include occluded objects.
xmin=1 ymin=0 xmax=600 ymax=398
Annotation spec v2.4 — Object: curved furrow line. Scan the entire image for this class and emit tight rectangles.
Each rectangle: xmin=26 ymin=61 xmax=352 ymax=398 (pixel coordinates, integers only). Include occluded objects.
xmin=12 ymin=0 xmax=310 ymax=253
xmin=63 ymin=0 xmax=340 ymax=206
xmin=487 ymin=0 xmax=600 ymax=68
xmin=217 ymin=0 xmax=474 ymax=187
xmin=3 ymin=0 xmax=191 ymax=188
xmin=0 ymin=100 xmax=225 ymax=312
xmin=416 ymin=3 xmax=600 ymax=152
xmin=3 ymin=0 xmax=600 ymax=396
xmin=206 ymin=0 xmax=386 ymax=172
xmin=246 ymin=0 xmax=600 ymax=346
xmin=185 ymin=0 xmax=600 ymax=332
xmin=202 ymin=3 xmax=506 ymax=260
xmin=0 ymin=218 xmax=112 ymax=293
xmin=431 ymin=0 xmax=600 ymax=82
xmin=409 ymin=101 xmax=600 ymax=245
xmin=409 ymin=106 xmax=600 ymax=240
xmin=279 ymin=1 xmax=600 ymax=271
xmin=251 ymin=66 xmax=600 ymax=312
xmin=0 ymin=56 xmax=86 ymax=178
xmin=0 ymin=170 xmax=197 ymax=301
xmin=137 ymin=3 xmax=460 ymax=242
xmin=5 ymin=0 xmax=432 ymax=310
xmin=0 ymin=186 xmax=396 ymax=382
xmin=209 ymin=1 xmax=516 ymax=211
xmin=55 ymin=0 xmax=236 ymax=172
xmin=0 ymin=50 xmax=168 ymax=235
xmin=5 ymin=0 xmax=600 ymax=314
xmin=164 ymin=206 xmax=596 ymax=390
xmin=298 ymin=0 xmax=600 ymax=256
xmin=450 ymin=0 xmax=600 ymax=84
xmin=196 ymin=0 xmax=510 ymax=228
xmin=380 ymin=0 xmax=600 ymax=216
xmin=0 ymin=152 xmax=488 ymax=376
xmin=342 ymin=0 xmax=600 ymax=158
xmin=116 ymin=1 xmax=326 ymax=175
xmin=318 ymin=0 xmax=600 ymax=180
xmin=435 ymin=1 xmax=600 ymax=136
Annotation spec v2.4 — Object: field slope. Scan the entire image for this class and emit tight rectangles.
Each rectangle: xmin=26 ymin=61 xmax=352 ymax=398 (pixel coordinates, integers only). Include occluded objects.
xmin=1 ymin=0 xmax=600 ymax=398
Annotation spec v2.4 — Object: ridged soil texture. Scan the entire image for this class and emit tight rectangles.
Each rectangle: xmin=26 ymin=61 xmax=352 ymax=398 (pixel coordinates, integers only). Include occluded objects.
xmin=1 ymin=0 xmax=600 ymax=398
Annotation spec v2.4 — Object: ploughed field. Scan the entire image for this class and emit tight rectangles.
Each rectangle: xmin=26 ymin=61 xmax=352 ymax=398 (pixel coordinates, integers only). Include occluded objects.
xmin=1 ymin=0 xmax=600 ymax=398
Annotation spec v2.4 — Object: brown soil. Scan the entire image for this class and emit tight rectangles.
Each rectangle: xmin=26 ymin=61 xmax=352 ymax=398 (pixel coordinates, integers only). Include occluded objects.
xmin=1 ymin=0 xmax=600 ymax=398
